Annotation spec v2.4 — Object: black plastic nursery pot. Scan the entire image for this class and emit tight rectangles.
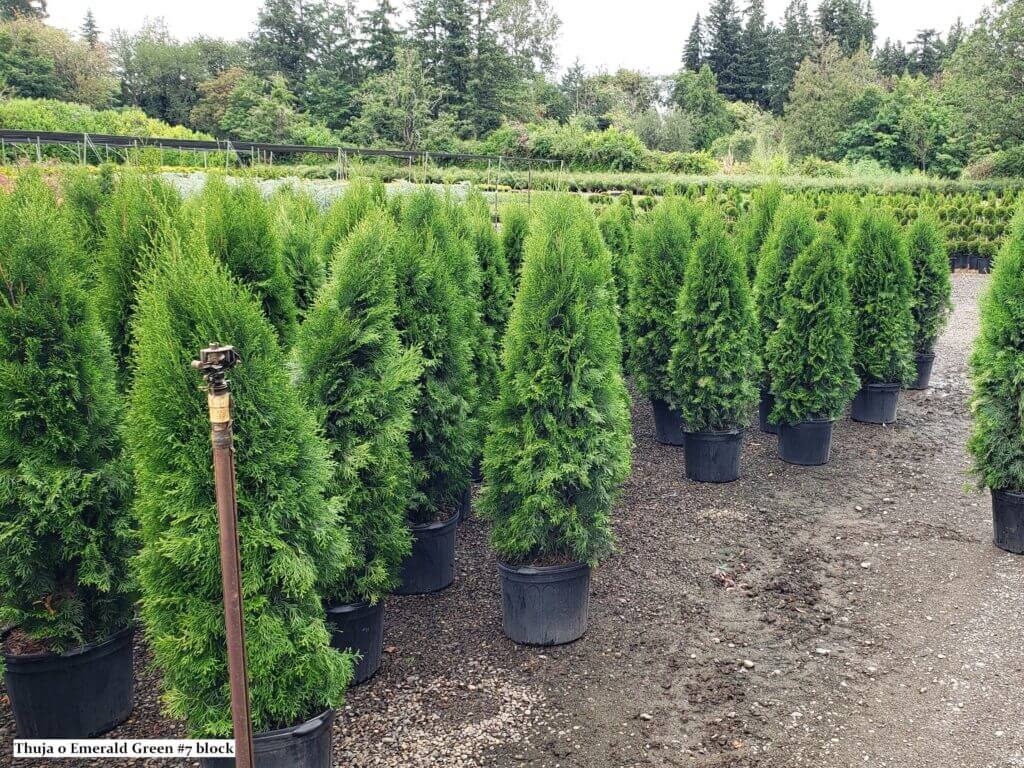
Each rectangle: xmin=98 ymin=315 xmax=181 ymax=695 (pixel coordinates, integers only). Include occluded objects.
xmin=650 ymin=397 xmax=685 ymax=446
xmin=393 ymin=511 xmax=458 ymax=595
xmin=682 ymin=429 xmax=743 ymax=483
xmin=778 ymin=419 xmax=834 ymax=466
xmin=201 ymin=709 xmax=335 ymax=768
xmin=758 ymin=388 xmax=778 ymax=434
xmin=326 ymin=601 xmax=384 ymax=684
xmin=458 ymin=483 xmax=472 ymax=524
xmin=498 ymin=562 xmax=591 ymax=645
xmin=991 ymin=489 xmax=1024 ymax=555
xmin=850 ymin=383 xmax=900 ymax=424
xmin=2 ymin=625 xmax=134 ymax=738
xmin=979 ymin=256 xmax=992 ymax=274
xmin=908 ymin=352 xmax=936 ymax=391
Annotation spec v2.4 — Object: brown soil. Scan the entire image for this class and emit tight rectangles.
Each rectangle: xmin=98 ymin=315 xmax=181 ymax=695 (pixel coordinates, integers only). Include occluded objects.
xmin=1 ymin=630 xmax=52 ymax=658
xmin=3 ymin=273 xmax=1022 ymax=768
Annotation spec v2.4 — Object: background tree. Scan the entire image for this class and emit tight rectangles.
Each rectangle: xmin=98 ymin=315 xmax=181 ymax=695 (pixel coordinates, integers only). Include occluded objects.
xmin=735 ymin=0 xmax=771 ymax=108
xmin=80 ymin=9 xmax=99 ymax=47
xmin=671 ymin=64 xmax=734 ymax=150
xmin=359 ymin=0 xmax=401 ymax=75
xmin=769 ymin=0 xmax=813 ymax=113
xmin=704 ymin=0 xmax=744 ymax=99
xmin=683 ymin=13 xmax=703 ymax=71
xmin=0 ymin=0 xmax=46 ymax=21
xmin=816 ymin=0 xmax=875 ymax=55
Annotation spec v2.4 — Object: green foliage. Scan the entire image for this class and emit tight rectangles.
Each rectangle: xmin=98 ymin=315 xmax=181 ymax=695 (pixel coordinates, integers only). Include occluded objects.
xmin=0 ymin=172 xmax=133 ymax=655
xmin=826 ymin=194 xmax=859 ymax=248
xmin=95 ymin=170 xmax=181 ymax=388
xmin=295 ymin=212 xmax=418 ymax=604
xmin=767 ymin=226 xmax=858 ymax=423
xmin=479 ymin=195 xmax=631 ymax=565
xmin=627 ymin=197 xmax=695 ymax=402
xmin=127 ymin=229 xmax=352 ymax=737
xmin=847 ymin=208 xmax=915 ymax=384
xmin=270 ymin=185 xmax=324 ymax=316
xmin=597 ymin=199 xmax=634 ymax=310
xmin=500 ymin=202 xmax=530 ymax=277
xmin=60 ymin=166 xmax=109 ymax=263
xmin=906 ymin=211 xmax=952 ymax=352
xmin=197 ymin=177 xmax=297 ymax=344
xmin=317 ymin=178 xmax=387 ymax=267
xmin=669 ymin=210 xmax=759 ymax=431
xmin=737 ymin=182 xmax=783 ymax=280
xmin=969 ymin=210 xmax=1024 ymax=490
xmin=465 ymin=192 xmax=513 ymax=339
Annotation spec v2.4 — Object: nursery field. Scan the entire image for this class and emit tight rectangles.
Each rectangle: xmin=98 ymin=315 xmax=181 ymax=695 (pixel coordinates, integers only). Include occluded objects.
xmin=3 ymin=274 xmax=1020 ymax=768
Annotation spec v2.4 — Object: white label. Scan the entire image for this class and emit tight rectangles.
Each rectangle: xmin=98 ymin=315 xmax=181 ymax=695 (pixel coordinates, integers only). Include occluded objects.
xmin=12 ymin=740 xmax=235 ymax=759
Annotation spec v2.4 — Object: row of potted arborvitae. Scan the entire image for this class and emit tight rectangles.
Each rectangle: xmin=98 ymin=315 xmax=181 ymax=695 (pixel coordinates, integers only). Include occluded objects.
xmin=628 ymin=192 xmax=952 ymax=482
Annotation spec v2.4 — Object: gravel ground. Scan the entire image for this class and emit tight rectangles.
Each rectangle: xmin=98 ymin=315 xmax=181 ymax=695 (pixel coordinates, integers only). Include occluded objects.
xmin=3 ymin=272 xmax=1022 ymax=768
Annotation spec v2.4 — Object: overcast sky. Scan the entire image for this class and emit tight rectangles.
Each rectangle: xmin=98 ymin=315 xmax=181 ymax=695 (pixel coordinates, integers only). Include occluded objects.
xmin=48 ymin=0 xmax=990 ymax=76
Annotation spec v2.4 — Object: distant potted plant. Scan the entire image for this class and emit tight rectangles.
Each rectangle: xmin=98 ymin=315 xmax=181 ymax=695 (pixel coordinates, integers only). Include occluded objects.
xmin=906 ymin=211 xmax=952 ymax=390
xmin=500 ymin=202 xmax=530 ymax=278
xmin=737 ymin=182 xmax=783 ymax=282
xmin=270 ymin=185 xmax=325 ymax=318
xmin=848 ymin=209 xmax=915 ymax=423
xmin=128 ymin=232 xmax=352 ymax=767
xmin=0 ymin=173 xmax=135 ymax=739
xmin=627 ymin=197 xmax=695 ymax=445
xmin=598 ymin=197 xmax=636 ymax=315
xmin=767 ymin=227 xmax=858 ymax=465
xmin=670 ymin=210 xmax=760 ymax=482
xmin=295 ymin=211 xmax=420 ymax=683
xmin=753 ymin=200 xmax=817 ymax=433
xmin=969 ymin=210 xmax=1024 ymax=554
xmin=480 ymin=196 xmax=631 ymax=646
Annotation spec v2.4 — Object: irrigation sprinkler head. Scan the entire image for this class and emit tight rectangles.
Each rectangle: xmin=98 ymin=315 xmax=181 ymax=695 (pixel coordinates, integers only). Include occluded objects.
xmin=191 ymin=344 xmax=241 ymax=393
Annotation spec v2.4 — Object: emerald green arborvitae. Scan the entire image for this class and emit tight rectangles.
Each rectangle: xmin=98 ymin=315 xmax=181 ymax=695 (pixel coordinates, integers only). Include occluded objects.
xmin=826 ymin=195 xmax=859 ymax=250
xmin=753 ymin=198 xmax=817 ymax=361
xmin=271 ymin=185 xmax=325 ymax=318
xmin=95 ymin=170 xmax=181 ymax=388
xmin=848 ymin=208 xmax=915 ymax=385
xmin=767 ymin=226 xmax=858 ymax=424
xmin=598 ymin=199 xmax=635 ymax=311
xmin=198 ymin=177 xmax=297 ymax=344
xmin=738 ymin=182 xmax=783 ymax=281
xmin=479 ymin=195 xmax=631 ymax=566
xmin=907 ymin=211 xmax=952 ymax=354
xmin=128 ymin=231 xmax=352 ymax=737
xmin=392 ymin=201 xmax=475 ymax=524
xmin=669 ymin=211 xmax=760 ymax=432
xmin=295 ymin=211 xmax=419 ymax=605
xmin=465 ymin=191 xmax=514 ymax=339
xmin=61 ymin=166 xmax=111 ymax=269
xmin=317 ymin=178 xmax=388 ymax=267
xmin=969 ymin=209 xmax=1024 ymax=491
xmin=500 ymin=202 xmax=530 ymax=277
xmin=627 ymin=197 xmax=695 ymax=403
xmin=0 ymin=172 xmax=133 ymax=656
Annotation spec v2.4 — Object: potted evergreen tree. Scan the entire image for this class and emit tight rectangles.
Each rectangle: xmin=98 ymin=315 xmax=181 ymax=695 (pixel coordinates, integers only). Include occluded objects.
xmin=295 ymin=211 xmax=420 ymax=683
xmin=316 ymin=177 xmax=388 ymax=266
xmin=906 ymin=211 xmax=952 ymax=390
xmin=598 ymin=197 xmax=635 ymax=312
xmin=480 ymin=196 xmax=631 ymax=646
xmin=500 ymin=202 xmax=530 ymax=278
xmin=627 ymin=197 xmax=695 ymax=445
xmin=753 ymin=200 xmax=817 ymax=433
xmin=737 ymin=182 xmax=783 ymax=281
xmin=848 ymin=209 xmax=915 ymax=423
xmin=969 ymin=211 xmax=1024 ymax=554
xmin=0 ymin=173 xmax=135 ymax=738
xmin=271 ymin=185 xmax=325 ymax=318
xmin=128 ymin=231 xmax=352 ymax=767
xmin=767 ymin=227 xmax=858 ymax=465
xmin=670 ymin=211 xmax=759 ymax=483
xmin=826 ymin=195 xmax=859 ymax=250
xmin=390 ymin=198 xmax=476 ymax=593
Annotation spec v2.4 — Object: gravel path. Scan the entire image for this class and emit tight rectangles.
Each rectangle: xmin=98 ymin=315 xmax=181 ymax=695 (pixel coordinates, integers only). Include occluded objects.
xmin=3 ymin=272 xmax=1021 ymax=768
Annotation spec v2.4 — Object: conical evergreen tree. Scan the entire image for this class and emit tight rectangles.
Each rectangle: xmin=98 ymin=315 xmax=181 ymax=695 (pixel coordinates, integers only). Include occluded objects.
xmin=669 ymin=210 xmax=759 ymax=431
xmin=767 ymin=226 xmax=858 ymax=424
xmin=271 ymin=185 xmax=324 ymax=318
xmin=906 ymin=211 xmax=952 ymax=354
xmin=598 ymin=199 xmax=635 ymax=312
xmin=737 ymin=182 xmax=783 ymax=281
xmin=317 ymin=178 xmax=388 ymax=267
xmin=61 ymin=166 xmax=109 ymax=267
xmin=295 ymin=211 xmax=418 ymax=604
xmin=465 ymin=191 xmax=513 ymax=339
xmin=848 ymin=208 xmax=915 ymax=385
xmin=128 ymin=229 xmax=352 ymax=736
xmin=969 ymin=210 xmax=1024 ymax=491
xmin=826 ymin=194 xmax=859 ymax=250
xmin=0 ymin=172 xmax=133 ymax=658
xmin=683 ymin=14 xmax=704 ymax=71
xmin=479 ymin=195 xmax=631 ymax=565
xmin=627 ymin=197 xmax=695 ymax=403
xmin=500 ymin=202 xmax=530 ymax=278
xmin=197 ymin=177 xmax=297 ymax=344
xmin=359 ymin=0 xmax=401 ymax=75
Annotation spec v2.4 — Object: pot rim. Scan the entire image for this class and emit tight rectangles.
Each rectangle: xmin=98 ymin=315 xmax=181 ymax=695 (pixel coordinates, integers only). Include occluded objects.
xmin=408 ymin=510 xmax=460 ymax=533
xmin=497 ymin=560 xmax=590 ymax=577
xmin=2 ymin=623 xmax=134 ymax=664
xmin=324 ymin=599 xmax=383 ymax=617
xmin=252 ymin=708 xmax=335 ymax=743
xmin=860 ymin=381 xmax=900 ymax=392
xmin=781 ymin=416 xmax=835 ymax=427
xmin=914 ymin=351 xmax=936 ymax=362
xmin=991 ymin=488 xmax=1024 ymax=501
xmin=683 ymin=428 xmax=742 ymax=439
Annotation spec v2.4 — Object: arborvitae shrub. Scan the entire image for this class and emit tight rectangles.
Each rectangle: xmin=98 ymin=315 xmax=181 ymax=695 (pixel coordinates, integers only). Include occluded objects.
xmin=465 ymin=191 xmax=514 ymax=338
xmin=392 ymin=203 xmax=475 ymax=524
xmin=737 ymin=183 xmax=783 ymax=280
xmin=969 ymin=210 xmax=1024 ymax=491
xmin=906 ymin=212 xmax=952 ymax=354
xmin=317 ymin=178 xmax=387 ymax=266
xmin=61 ymin=167 xmax=109 ymax=266
xmin=0 ymin=172 xmax=133 ymax=655
xmin=767 ymin=226 xmax=858 ymax=424
xmin=95 ymin=170 xmax=181 ymax=387
xmin=848 ymin=209 xmax=915 ymax=385
xmin=597 ymin=199 xmax=635 ymax=309
xmin=295 ymin=212 xmax=418 ymax=604
xmin=669 ymin=211 xmax=760 ymax=431
xmin=128 ymin=230 xmax=352 ymax=736
xmin=271 ymin=186 xmax=324 ymax=317
xmin=500 ymin=203 xmax=530 ymax=277
xmin=479 ymin=195 xmax=631 ymax=565
xmin=198 ymin=177 xmax=297 ymax=344
xmin=827 ymin=196 xmax=859 ymax=249
xmin=627 ymin=197 xmax=695 ymax=403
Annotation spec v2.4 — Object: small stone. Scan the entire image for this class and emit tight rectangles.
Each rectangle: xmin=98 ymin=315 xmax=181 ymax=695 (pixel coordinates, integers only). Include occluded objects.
xmin=815 ymin=648 xmax=831 ymax=656
xmin=638 ymin=713 xmax=653 ymax=721
xmin=860 ymin=561 xmax=872 ymax=569
xmin=742 ymin=659 xmax=755 ymax=669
